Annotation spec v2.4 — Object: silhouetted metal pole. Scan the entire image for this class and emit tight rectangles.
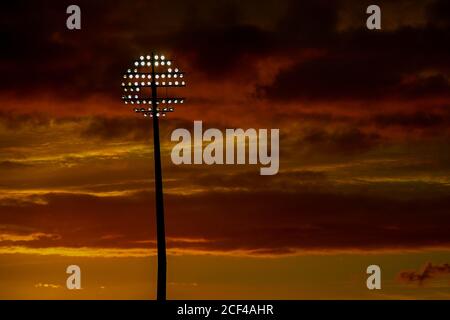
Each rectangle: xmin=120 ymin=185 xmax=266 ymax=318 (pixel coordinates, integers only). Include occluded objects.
xmin=150 ymin=52 xmax=167 ymax=301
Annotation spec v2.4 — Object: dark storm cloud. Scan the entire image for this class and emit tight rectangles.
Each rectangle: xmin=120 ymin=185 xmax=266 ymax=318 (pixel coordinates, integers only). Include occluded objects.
xmin=184 ymin=170 xmax=328 ymax=191
xmin=0 ymin=1 xmax=450 ymax=105
xmin=80 ymin=116 xmax=152 ymax=141
xmin=0 ymin=0 xmax=282 ymax=98
xmin=0 ymin=111 xmax=193 ymax=144
xmin=1 ymin=190 xmax=450 ymax=254
xmin=372 ymin=110 xmax=449 ymax=128
xmin=0 ymin=161 xmax=32 ymax=169
xmin=398 ymin=263 xmax=450 ymax=284
xmin=79 ymin=116 xmax=195 ymax=141
xmin=427 ymin=0 xmax=450 ymax=27
xmin=261 ymin=27 xmax=450 ymax=101
xmin=2 ymin=0 xmax=448 ymax=103
xmin=0 ymin=111 xmax=52 ymax=129
xmin=260 ymin=0 xmax=450 ymax=102
xmin=301 ymin=128 xmax=381 ymax=155
xmin=0 ymin=1 xmax=163 ymax=98
xmin=173 ymin=24 xmax=274 ymax=77
xmin=402 ymin=75 xmax=450 ymax=99
xmin=276 ymin=0 xmax=339 ymax=45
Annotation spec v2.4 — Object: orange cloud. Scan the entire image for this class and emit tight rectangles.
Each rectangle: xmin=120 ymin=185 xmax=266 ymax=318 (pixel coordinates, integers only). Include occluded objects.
xmin=0 ymin=232 xmax=60 ymax=242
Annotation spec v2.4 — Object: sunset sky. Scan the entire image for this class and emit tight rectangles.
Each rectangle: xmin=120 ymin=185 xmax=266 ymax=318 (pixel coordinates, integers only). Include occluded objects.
xmin=0 ymin=0 xmax=449 ymax=299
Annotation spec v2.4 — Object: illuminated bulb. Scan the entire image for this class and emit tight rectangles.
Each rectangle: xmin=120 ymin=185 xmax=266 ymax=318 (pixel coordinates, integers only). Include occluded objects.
xmin=147 ymin=62 xmax=151 ymax=66
xmin=155 ymin=62 xmax=159 ymax=66
xmin=167 ymin=61 xmax=171 ymax=66
xmin=134 ymin=62 xmax=139 ymax=66
xmin=161 ymin=74 xmax=166 ymax=78
xmin=155 ymin=74 xmax=159 ymax=79
xmin=146 ymin=55 xmax=151 ymax=60
xmin=181 ymin=81 xmax=185 ymax=85
xmin=161 ymin=61 xmax=165 ymax=66
xmin=161 ymin=55 xmax=165 ymax=60
xmin=168 ymin=68 xmax=172 ymax=73
xmin=140 ymin=61 xmax=145 ymax=66
xmin=140 ymin=56 xmax=144 ymax=60
xmin=127 ymin=69 xmax=131 ymax=73
xmin=175 ymin=81 xmax=179 ymax=85
xmin=141 ymin=74 xmax=145 ymax=79
xmin=129 ymin=75 xmax=133 ymax=78
xmin=141 ymin=82 xmax=145 ymax=86
xmin=155 ymin=55 xmax=159 ymax=60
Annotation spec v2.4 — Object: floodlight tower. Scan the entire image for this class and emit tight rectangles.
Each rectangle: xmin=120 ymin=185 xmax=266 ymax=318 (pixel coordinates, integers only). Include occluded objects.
xmin=121 ymin=53 xmax=186 ymax=301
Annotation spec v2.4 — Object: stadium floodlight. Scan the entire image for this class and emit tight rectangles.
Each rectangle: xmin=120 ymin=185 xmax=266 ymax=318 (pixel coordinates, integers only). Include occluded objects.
xmin=121 ymin=52 xmax=186 ymax=301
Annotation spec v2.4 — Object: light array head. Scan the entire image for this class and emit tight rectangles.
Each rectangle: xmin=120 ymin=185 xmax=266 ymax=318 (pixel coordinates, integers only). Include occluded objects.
xmin=121 ymin=53 xmax=186 ymax=118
